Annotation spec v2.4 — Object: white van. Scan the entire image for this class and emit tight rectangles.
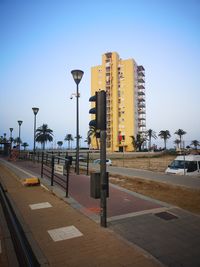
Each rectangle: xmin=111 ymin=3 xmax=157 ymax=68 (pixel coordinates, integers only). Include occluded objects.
xmin=165 ymin=154 xmax=200 ymax=176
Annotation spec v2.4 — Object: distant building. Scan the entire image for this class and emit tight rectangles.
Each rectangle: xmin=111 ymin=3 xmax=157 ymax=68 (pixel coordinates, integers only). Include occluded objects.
xmin=91 ymin=52 xmax=146 ymax=152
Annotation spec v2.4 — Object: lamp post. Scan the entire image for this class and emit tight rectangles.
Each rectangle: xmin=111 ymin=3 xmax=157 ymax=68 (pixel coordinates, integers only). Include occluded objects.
xmin=71 ymin=69 xmax=84 ymax=175
xmin=32 ymin=107 xmax=39 ymax=155
xmin=17 ymin=120 xmax=23 ymax=153
xmin=9 ymin=128 xmax=13 ymax=150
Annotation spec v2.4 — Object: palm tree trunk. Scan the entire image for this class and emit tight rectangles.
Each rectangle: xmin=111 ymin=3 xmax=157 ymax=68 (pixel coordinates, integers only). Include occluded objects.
xmin=164 ymin=139 xmax=167 ymax=150
xmin=149 ymin=138 xmax=151 ymax=151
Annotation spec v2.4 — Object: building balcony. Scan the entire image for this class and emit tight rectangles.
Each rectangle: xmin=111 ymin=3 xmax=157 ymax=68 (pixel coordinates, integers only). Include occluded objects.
xmin=138 ymin=117 xmax=146 ymax=120
xmin=138 ymin=108 xmax=146 ymax=114
xmin=138 ymin=103 xmax=146 ymax=108
xmin=138 ymin=78 xmax=145 ymax=83
xmin=138 ymin=71 xmax=145 ymax=77
xmin=138 ymin=97 xmax=145 ymax=102
xmin=138 ymin=85 xmax=145 ymax=90
xmin=138 ymin=91 xmax=145 ymax=96
xmin=139 ymin=123 xmax=146 ymax=127
xmin=137 ymin=65 xmax=145 ymax=71
xmin=106 ymin=67 xmax=111 ymax=73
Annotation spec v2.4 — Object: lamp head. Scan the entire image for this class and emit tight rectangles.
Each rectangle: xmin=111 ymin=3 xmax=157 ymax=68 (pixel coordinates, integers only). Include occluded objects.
xmin=10 ymin=128 xmax=13 ymax=132
xmin=32 ymin=107 xmax=39 ymax=115
xmin=18 ymin=120 xmax=23 ymax=126
xmin=71 ymin=69 xmax=84 ymax=85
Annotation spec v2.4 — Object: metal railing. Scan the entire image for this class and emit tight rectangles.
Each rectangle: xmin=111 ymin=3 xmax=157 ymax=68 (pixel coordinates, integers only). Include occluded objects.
xmin=40 ymin=152 xmax=70 ymax=197
xmin=0 ymin=182 xmax=40 ymax=266
xmin=27 ymin=151 xmax=90 ymax=176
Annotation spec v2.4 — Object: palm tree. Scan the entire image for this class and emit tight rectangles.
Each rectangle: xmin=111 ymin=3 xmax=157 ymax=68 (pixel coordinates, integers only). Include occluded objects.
xmin=130 ymin=134 xmax=146 ymax=151
xmin=64 ymin=134 xmax=74 ymax=150
xmin=145 ymin=129 xmax=157 ymax=151
xmin=174 ymin=139 xmax=181 ymax=150
xmin=57 ymin=141 xmax=63 ymax=149
xmin=13 ymin=137 xmax=22 ymax=146
xmin=190 ymin=140 xmax=200 ymax=150
xmin=130 ymin=135 xmax=136 ymax=151
xmin=21 ymin=142 xmax=29 ymax=150
xmin=0 ymin=136 xmax=3 ymax=149
xmin=87 ymin=126 xmax=100 ymax=149
xmin=158 ymin=130 xmax=171 ymax=150
xmin=35 ymin=124 xmax=53 ymax=150
xmin=174 ymin=129 xmax=186 ymax=149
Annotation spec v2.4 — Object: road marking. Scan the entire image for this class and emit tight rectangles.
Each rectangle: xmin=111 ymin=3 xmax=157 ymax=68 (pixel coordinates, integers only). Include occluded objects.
xmin=29 ymin=202 xmax=52 ymax=210
xmin=107 ymin=207 xmax=171 ymax=222
xmin=48 ymin=226 xmax=83 ymax=242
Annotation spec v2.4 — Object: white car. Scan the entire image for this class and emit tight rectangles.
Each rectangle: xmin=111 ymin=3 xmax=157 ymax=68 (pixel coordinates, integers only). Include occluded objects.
xmin=93 ymin=159 xmax=112 ymax=166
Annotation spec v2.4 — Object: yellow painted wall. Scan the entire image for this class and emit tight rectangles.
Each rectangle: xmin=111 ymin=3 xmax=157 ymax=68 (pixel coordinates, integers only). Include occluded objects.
xmin=91 ymin=52 xmax=139 ymax=152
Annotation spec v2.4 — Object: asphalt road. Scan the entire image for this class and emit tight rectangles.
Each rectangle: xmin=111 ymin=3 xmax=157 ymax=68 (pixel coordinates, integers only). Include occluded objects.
xmin=91 ymin=163 xmax=200 ymax=189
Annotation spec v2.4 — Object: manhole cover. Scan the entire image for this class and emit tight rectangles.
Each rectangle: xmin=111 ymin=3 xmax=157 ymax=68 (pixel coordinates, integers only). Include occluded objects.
xmin=155 ymin=211 xmax=178 ymax=220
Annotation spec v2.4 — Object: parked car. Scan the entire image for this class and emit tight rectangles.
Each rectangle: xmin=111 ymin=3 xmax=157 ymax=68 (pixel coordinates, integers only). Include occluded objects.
xmin=165 ymin=154 xmax=200 ymax=176
xmin=93 ymin=159 xmax=112 ymax=166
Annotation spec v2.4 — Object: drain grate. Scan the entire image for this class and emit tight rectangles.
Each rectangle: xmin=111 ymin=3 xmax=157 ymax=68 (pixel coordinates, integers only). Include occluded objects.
xmin=155 ymin=211 xmax=178 ymax=221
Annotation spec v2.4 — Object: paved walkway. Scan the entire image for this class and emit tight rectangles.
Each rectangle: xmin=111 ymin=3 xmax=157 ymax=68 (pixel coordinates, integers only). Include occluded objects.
xmin=1 ymin=158 xmax=200 ymax=267
xmin=0 ymin=159 xmax=163 ymax=267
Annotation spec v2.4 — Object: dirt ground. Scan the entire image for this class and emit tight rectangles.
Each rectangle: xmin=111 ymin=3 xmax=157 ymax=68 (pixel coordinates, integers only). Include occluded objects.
xmin=111 ymin=154 xmax=176 ymax=172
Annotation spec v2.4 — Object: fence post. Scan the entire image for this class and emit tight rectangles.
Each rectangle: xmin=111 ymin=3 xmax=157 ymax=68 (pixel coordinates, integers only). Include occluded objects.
xmin=46 ymin=153 xmax=48 ymax=165
xmin=41 ymin=152 xmax=44 ymax=178
xmin=51 ymin=156 xmax=54 ymax=186
xmin=58 ymin=151 xmax=60 ymax=164
xmin=86 ymin=152 xmax=89 ymax=175
xmin=66 ymin=160 xmax=69 ymax=198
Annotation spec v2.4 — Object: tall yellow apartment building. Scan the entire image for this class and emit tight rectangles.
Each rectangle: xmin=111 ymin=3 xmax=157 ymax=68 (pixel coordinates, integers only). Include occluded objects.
xmin=91 ymin=52 xmax=146 ymax=152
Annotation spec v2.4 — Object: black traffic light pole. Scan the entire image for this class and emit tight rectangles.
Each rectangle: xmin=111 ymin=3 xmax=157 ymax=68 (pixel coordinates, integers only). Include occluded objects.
xmin=89 ymin=90 xmax=108 ymax=227
xmin=100 ymin=129 xmax=107 ymax=227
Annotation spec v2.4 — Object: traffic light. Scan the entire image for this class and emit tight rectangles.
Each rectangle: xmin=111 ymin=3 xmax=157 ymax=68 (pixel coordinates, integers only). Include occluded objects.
xmin=89 ymin=90 xmax=106 ymax=131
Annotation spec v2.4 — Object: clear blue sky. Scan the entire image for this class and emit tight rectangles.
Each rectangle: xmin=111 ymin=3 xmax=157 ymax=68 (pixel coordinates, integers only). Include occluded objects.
xmin=0 ymin=0 xmax=199 ymax=149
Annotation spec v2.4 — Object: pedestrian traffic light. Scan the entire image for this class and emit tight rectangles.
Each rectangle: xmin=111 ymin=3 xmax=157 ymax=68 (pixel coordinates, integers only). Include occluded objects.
xmin=89 ymin=90 xmax=106 ymax=131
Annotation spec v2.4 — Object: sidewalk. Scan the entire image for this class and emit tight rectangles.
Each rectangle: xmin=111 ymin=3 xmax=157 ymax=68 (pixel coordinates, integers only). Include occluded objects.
xmin=1 ymin=158 xmax=200 ymax=267
xmin=0 ymin=159 xmax=162 ymax=267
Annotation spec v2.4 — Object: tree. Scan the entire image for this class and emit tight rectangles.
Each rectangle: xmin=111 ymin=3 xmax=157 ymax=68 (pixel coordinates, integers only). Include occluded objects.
xmin=35 ymin=124 xmax=53 ymax=150
xmin=64 ymin=134 xmax=74 ymax=150
xmin=130 ymin=136 xmax=136 ymax=151
xmin=174 ymin=139 xmax=181 ymax=149
xmin=130 ymin=134 xmax=146 ymax=151
xmin=57 ymin=141 xmax=63 ymax=149
xmin=158 ymin=130 xmax=171 ymax=150
xmin=190 ymin=140 xmax=200 ymax=150
xmin=13 ymin=137 xmax=22 ymax=145
xmin=21 ymin=142 xmax=29 ymax=150
xmin=0 ymin=136 xmax=3 ymax=149
xmin=87 ymin=126 xmax=100 ymax=149
xmin=145 ymin=129 xmax=157 ymax=151
xmin=174 ymin=129 xmax=186 ymax=148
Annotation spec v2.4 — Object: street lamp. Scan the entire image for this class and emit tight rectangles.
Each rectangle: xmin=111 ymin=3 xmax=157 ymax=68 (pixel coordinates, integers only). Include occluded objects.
xmin=71 ymin=69 xmax=84 ymax=175
xmin=17 ymin=120 xmax=23 ymax=153
xmin=9 ymin=128 xmax=13 ymax=149
xmin=32 ymin=107 xmax=39 ymax=155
